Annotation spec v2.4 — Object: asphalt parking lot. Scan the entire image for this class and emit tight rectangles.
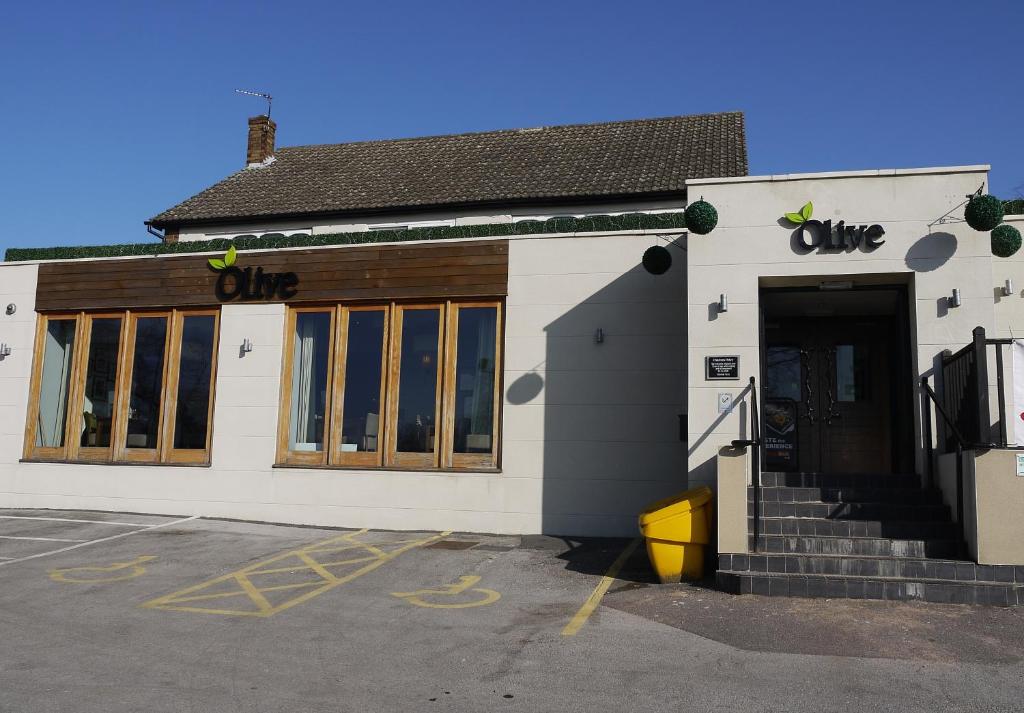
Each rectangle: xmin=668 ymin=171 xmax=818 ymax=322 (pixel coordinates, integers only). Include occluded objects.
xmin=0 ymin=510 xmax=1022 ymax=712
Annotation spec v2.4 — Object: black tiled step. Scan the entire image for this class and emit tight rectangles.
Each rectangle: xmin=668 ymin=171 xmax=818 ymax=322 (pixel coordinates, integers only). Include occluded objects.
xmin=716 ymin=571 xmax=1023 ymax=606
xmin=753 ymin=517 xmax=957 ymax=539
xmin=751 ymin=500 xmax=950 ymax=521
xmin=760 ymin=472 xmax=920 ymax=489
xmin=754 ymin=486 xmax=944 ymax=506
xmin=752 ymin=533 xmax=961 ymax=558
xmin=719 ymin=553 xmax=1024 ymax=583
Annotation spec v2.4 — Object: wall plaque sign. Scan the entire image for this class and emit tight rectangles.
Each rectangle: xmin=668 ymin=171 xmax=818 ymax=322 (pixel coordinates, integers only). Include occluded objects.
xmin=705 ymin=355 xmax=739 ymax=380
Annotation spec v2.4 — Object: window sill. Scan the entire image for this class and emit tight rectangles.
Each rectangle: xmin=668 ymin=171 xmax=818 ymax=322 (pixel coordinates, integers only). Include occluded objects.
xmin=20 ymin=458 xmax=211 ymax=468
xmin=272 ymin=463 xmax=502 ymax=475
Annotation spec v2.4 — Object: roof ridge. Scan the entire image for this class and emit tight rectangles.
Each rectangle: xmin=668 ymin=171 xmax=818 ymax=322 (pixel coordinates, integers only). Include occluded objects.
xmin=276 ymin=111 xmax=745 ymax=152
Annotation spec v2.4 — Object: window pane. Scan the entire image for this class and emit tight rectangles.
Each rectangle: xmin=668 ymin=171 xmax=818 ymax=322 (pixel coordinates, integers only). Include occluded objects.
xmin=453 ymin=307 xmax=497 ymax=454
xmin=765 ymin=346 xmax=801 ymax=401
xmin=173 ymin=315 xmax=216 ymax=450
xmin=126 ymin=317 xmax=167 ymax=450
xmin=80 ymin=318 xmax=121 ymax=448
xmin=289 ymin=312 xmax=331 ymax=452
xmin=835 ymin=344 xmax=867 ymax=402
xmin=396 ymin=309 xmax=440 ymax=454
xmin=339 ymin=311 xmax=385 ymax=453
xmin=36 ymin=319 xmax=77 ymax=448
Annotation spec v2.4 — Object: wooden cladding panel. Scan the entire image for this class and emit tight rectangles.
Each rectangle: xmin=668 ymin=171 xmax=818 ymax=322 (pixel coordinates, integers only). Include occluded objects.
xmin=34 ymin=240 xmax=509 ymax=311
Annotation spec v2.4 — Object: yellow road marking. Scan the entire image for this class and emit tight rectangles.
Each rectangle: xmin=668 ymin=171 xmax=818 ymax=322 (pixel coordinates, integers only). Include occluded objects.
xmin=392 ymin=575 xmax=501 ymax=609
xmin=141 ymin=529 xmax=450 ymax=617
xmin=50 ymin=555 xmax=156 ymax=584
xmin=561 ymin=538 xmax=640 ymax=636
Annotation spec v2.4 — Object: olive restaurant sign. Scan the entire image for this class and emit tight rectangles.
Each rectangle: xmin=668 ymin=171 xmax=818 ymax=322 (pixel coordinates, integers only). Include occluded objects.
xmin=208 ymin=247 xmax=299 ymax=301
xmin=784 ymin=202 xmax=885 ymax=252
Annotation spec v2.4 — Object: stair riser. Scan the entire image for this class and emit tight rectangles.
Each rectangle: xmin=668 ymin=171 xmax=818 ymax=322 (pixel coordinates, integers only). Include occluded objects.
xmin=720 ymin=554 xmax=1024 ymax=583
xmin=750 ymin=501 xmax=950 ymax=521
xmin=760 ymin=473 xmax=920 ymax=489
xmin=716 ymin=572 xmax=1023 ymax=606
xmin=752 ymin=518 xmax=957 ymax=539
xmin=754 ymin=486 xmax=944 ymax=505
xmin=752 ymin=535 xmax=960 ymax=558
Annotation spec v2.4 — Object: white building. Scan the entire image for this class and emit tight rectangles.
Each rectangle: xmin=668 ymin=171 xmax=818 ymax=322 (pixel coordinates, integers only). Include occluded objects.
xmin=3 ymin=112 xmax=1023 ymax=603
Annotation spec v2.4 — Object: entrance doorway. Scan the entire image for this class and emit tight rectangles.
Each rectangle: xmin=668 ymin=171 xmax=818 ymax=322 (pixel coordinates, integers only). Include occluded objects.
xmin=760 ymin=286 xmax=914 ymax=474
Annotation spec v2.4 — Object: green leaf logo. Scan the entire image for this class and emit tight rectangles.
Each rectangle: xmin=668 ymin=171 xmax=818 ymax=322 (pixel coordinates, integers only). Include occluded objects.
xmin=784 ymin=202 xmax=814 ymax=225
xmin=208 ymin=245 xmax=237 ymax=270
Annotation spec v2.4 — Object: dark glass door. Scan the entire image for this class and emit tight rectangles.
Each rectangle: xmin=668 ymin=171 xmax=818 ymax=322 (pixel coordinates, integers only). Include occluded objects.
xmin=764 ymin=318 xmax=895 ymax=474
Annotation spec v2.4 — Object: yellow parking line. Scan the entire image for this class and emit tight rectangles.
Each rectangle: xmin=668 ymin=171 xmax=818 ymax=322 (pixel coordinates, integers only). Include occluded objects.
xmin=561 ymin=538 xmax=640 ymax=637
xmin=142 ymin=528 xmax=450 ymax=617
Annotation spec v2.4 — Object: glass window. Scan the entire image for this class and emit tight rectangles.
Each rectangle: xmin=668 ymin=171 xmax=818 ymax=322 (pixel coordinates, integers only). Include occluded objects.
xmin=453 ymin=307 xmax=498 ymax=455
xmin=173 ymin=315 xmax=216 ymax=450
xmin=80 ymin=318 xmax=121 ymax=449
xmin=289 ymin=311 xmax=332 ymax=452
xmin=125 ymin=316 xmax=168 ymax=450
xmin=835 ymin=344 xmax=868 ymax=402
xmin=395 ymin=309 xmax=441 ymax=455
xmin=36 ymin=319 xmax=77 ymax=448
xmin=339 ymin=310 xmax=386 ymax=455
xmin=765 ymin=346 xmax=801 ymax=401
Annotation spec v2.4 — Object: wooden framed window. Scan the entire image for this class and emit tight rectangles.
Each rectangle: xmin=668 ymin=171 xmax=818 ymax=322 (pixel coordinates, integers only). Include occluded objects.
xmin=162 ymin=310 xmax=220 ymax=464
xmin=23 ymin=309 xmax=220 ymax=465
xmin=277 ymin=300 xmax=503 ymax=471
xmin=443 ymin=302 xmax=502 ymax=469
xmin=387 ymin=304 xmax=445 ymax=469
xmin=277 ymin=307 xmax=336 ymax=466
xmin=330 ymin=306 xmax=389 ymax=467
xmin=75 ymin=313 xmax=127 ymax=462
xmin=24 ymin=314 xmax=82 ymax=461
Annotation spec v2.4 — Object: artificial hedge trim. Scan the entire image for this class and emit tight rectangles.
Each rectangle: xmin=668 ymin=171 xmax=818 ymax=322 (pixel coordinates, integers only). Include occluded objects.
xmin=1004 ymin=199 xmax=1024 ymax=216
xmin=4 ymin=212 xmax=688 ymax=262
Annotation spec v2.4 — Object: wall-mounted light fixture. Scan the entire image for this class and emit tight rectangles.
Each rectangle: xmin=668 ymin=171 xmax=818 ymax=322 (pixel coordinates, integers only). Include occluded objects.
xmin=4 ymin=304 xmax=14 ymax=316
xmin=0 ymin=344 xmax=10 ymax=359
xmin=240 ymin=338 xmax=253 ymax=355
xmin=1003 ymin=279 xmax=1015 ymax=297
xmin=594 ymin=328 xmax=604 ymax=344
xmin=718 ymin=293 xmax=729 ymax=313
xmin=949 ymin=288 xmax=962 ymax=308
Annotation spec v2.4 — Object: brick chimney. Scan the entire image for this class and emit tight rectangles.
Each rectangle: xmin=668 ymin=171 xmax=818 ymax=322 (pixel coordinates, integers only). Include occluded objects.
xmin=246 ymin=115 xmax=276 ymax=166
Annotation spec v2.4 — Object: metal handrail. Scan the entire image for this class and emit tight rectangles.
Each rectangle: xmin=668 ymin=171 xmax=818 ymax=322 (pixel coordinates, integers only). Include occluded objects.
xmin=922 ymin=377 xmax=974 ymax=559
xmin=731 ymin=376 xmax=762 ymax=552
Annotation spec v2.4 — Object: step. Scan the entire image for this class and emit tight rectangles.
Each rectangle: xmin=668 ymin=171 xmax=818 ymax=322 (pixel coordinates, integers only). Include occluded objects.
xmin=754 ymin=485 xmax=944 ymax=506
xmin=752 ymin=517 xmax=958 ymax=539
xmin=751 ymin=501 xmax=951 ymax=522
xmin=751 ymin=534 xmax=961 ymax=558
xmin=716 ymin=570 xmax=1024 ymax=606
xmin=719 ymin=553 xmax=1024 ymax=583
xmin=760 ymin=472 xmax=921 ymax=489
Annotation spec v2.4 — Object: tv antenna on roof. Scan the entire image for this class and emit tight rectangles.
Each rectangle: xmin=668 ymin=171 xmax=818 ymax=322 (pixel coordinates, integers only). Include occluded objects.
xmin=234 ymin=88 xmax=273 ymax=117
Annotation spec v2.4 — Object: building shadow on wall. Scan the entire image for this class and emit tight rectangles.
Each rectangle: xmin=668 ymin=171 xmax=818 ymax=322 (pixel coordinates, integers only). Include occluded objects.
xmin=504 ymin=237 xmax=687 ymax=579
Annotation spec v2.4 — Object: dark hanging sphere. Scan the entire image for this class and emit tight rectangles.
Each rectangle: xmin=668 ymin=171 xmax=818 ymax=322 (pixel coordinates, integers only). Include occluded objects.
xmin=991 ymin=224 xmax=1022 ymax=258
xmin=965 ymin=194 xmax=1005 ymax=232
xmin=642 ymin=245 xmax=672 ymax=275
xmin=684 ymin=199 xmax=719 ymax=235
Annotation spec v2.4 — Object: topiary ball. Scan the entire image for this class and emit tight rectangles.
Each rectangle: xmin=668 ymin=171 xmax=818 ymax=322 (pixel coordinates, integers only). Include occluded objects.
xmin=965 ymin=194 xmax=1005 ymax=232
xmin=991 ymin=224 xmax=1022 ymax=258
xmin=684 ymin=200 xmax=718 ymax=235
xmin=642 ymin=245 xmax=672 ymax=275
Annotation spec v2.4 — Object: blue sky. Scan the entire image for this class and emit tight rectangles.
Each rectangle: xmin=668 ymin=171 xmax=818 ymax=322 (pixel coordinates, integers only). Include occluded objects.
xmin=1 ymin=0 xmax=1021 ymax=253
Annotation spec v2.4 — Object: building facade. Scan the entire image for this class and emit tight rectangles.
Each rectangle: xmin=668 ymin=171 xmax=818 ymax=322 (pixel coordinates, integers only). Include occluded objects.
xmin=2 ymin=111 xmax=1024 ymax=603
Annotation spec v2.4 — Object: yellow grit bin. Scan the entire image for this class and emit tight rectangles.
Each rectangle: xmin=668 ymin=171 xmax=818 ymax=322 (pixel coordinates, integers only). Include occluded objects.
xmin=638 ymin=486 xmax=714 ymax=583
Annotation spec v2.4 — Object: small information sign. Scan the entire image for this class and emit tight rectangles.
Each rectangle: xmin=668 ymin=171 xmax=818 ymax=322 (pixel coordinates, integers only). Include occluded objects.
xmin=1016 ymin=453 xmax=1024 ymax=477
xmin=705 ymin=355 xmax=740 ymax=381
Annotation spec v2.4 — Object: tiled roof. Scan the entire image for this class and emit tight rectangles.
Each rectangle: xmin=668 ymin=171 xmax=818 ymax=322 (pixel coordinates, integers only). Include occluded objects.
xmin=148 ymin=112 xmax=747 ymax=226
